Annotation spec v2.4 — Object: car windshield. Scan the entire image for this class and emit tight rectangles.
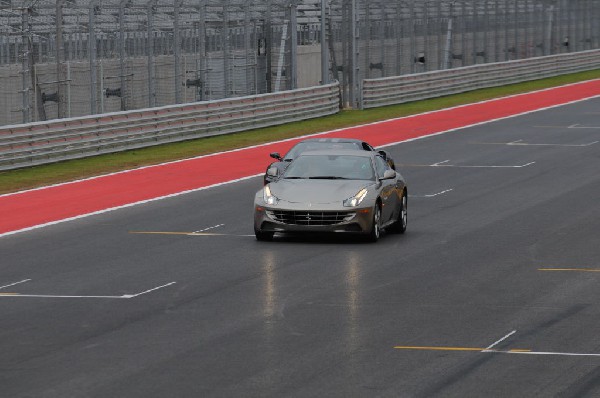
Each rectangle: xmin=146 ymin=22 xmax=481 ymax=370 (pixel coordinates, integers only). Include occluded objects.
xmin=283 ymin=154 xmax=375 ymax=181
xmin=284 ymin=142 xmax=359 ymax=160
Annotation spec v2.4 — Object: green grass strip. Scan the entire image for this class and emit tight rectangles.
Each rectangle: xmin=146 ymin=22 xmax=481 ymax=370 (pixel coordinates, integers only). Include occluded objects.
xmin=1 ymin=69 xmax=599 ymax=195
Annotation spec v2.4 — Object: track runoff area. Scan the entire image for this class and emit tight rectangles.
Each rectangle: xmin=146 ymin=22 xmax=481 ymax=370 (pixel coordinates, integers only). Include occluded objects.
xmin=0 ymin=79 xmax=599 ymax=237
xmin=0 ymin=79 xmax=599 ymax=396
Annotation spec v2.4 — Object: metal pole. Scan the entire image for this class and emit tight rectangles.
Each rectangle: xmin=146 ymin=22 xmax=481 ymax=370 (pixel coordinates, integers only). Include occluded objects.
xmin=89 ymin=0 xmax=98 ymax=114
xmin=244 ymin=2 xmax=253 ymax=94
xmin=199 ymin=0 xmax=206 ymax=100
xmin=545 ymin=4 xmax=554 ymax=56
xmin=365 ymin=0 xmax=371 ymax=79
xmin=350 ymin=0 xmax=358 ymax=108
xmin=266 ymin=0 xmax=273 ymax=92
xmin=119 ymin=0 xmax=127 ymax=111
xmin=174 ymin=0 xmax=182 ymax=103
xmin=147 ymin=1 xmax=156 ymax=107
xmin=395 ymin=2 xmax=402 ymax=76
xmin=379 ymin=2 xmax=385 ymax=77
xmin=56 ymin=0 xmax=65 ymax=118
xmin=409 ymin=0 xmax=416 ymax=73
xmin=222 ymin=0 xmax=230 ymax=97
xmin=21 ymin=7 xmax=30 ymax=123
xmin=67 ymin=61 xmax=71 ymax=117
xmin=504 ymin=0 xmax=509 ymax=60
xmin=290 ymin=0 xmax=298 ymax=90
xmin=514 ymin=0 xmax=519 ymax=59
xmin=320 ymin=0 xmax=329 ymax=84
xmin=100 ymin=60 xmax=104 ymax=113
xmin=444 ymin=2 xmax=454 ymax=69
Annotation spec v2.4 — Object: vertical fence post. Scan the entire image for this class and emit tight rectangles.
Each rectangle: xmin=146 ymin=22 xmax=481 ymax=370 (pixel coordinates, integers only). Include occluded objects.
xmin=320 ymin=0 xmax=330 ymax=84
xmin=199 ymin=0 xmax=206 ymax=101
xmin=365 ymin=0 xmax=371 ymax=79
xmin=410 ymin=0 xmax=417 ymax=73
xmin=56 ymin=0 xmax=65 ymax=118
xmin=444 ymin=2 xmax=454 ymax=69
xmin=222 ymin=0 xmax=230 ymax=97
xmin=119 ymin=0 xmax=127 ymax=111
xmin=350 ymin=0 xmax=358 ymax=108
xmin=89 ymin=0 xmax=98 ymax=114
xmin=290 ymin=0 xmax=298 ymax=90
xmin=147 ymin=0 xmax=156 ymax=108
xmin=21 ymin=6 xmax=30 ymax=123
xmin=67 ymin=61 xmax=71 ymax=117
xmin=395 ymin=2 xmax=402 ymax=76
xmin=244 ymin=2 xmax=253 ymax=94
xmin=266 ymin=0 xmax=273 ymax=93
xmin=379 ymin=2 xmax=385 ymax=77
xmin=545 ymin=4 xmax=554 ymax=56
xmin=174 ymin=0 xmax=182 ymax=104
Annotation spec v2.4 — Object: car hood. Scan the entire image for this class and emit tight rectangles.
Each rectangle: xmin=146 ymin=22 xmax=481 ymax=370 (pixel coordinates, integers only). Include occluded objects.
xmin=270 ymin=179 xmax=373 ymax=204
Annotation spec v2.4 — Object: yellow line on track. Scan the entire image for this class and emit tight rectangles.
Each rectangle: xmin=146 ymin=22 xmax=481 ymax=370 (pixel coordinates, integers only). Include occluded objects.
xmin=0 ymin=293 xmax=20 ymax=296
xmin=393 ymin=346 xmax=531 ymax=353
xmin=393 ymin=346 xmax=485 ymax=351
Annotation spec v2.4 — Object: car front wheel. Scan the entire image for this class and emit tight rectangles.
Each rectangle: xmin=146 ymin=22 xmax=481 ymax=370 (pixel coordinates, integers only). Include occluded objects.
xmin=255 ymin=228 xmax=274 ymax=241
xmin=366 ymin=204 xmax=381 ymax=242
xmin=388 ymin=192 xmax=407 ymax=234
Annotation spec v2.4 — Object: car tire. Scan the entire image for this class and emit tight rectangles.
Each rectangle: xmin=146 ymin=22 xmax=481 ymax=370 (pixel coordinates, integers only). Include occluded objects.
xmin=388 ymin=191 xmax=407 ymax=234
xmin=255 ymin=229 xmax=274 ymax=241
xmin=366 ymin=203 xmax=382 ymax=242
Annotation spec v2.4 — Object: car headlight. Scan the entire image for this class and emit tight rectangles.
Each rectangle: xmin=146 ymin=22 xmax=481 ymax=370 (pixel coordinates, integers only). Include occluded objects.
xmin=263 ymin=185 xmax=279 ymax=205
xmin=343 ymin=188 xmax=368 ymax=207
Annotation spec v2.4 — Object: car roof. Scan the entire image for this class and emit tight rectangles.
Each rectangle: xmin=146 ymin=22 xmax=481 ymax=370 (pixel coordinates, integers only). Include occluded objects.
xmin=299 ymin=138 xmax=365 ymax=144
xmin=295 ymin=149 xmax=376 ymax=158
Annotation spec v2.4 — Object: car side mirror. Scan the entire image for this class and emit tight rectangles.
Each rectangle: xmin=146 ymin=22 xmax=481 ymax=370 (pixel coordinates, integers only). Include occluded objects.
xmin=382 ymin=169 xmax=396 ymax=180
xmin=267 ymin=167 xmax=279 ymax=177
xmin=270 ymin=152 xmax=282 ymax=160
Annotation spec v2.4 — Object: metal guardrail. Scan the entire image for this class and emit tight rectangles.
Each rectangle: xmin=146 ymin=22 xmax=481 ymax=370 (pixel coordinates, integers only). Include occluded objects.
xmin=0 ymin=82 xmax=340 ymax=170
xmin=360 ymin=50 xmax=600 ymax=109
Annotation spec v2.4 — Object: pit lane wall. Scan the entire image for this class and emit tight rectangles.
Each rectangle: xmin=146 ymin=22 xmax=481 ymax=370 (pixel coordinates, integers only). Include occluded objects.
xmin=360 ymin=50 xmax=600 ymax=109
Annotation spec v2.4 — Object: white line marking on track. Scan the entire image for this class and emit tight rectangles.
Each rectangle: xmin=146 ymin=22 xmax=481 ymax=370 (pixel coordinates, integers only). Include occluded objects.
xmin=508 ymin=140 xmax=598 ymax=147
xmin=410 ymin=189 xmax=453 ymax=198
xmin=534 ymin=124 xmax=600 ymax=129
xmin=0 ymin=279 xmax=31 ymax=290
xmin=569 ymin=124 xmax=600 ymax=129
xmin=194 ymin=224 xmax=225 ymax=233
xmin=122 ymin=282 xmax=177 ymax=299
xmin=482 ymin=330 xmax=517 ymax=352
xmin=425 ymin=160 xmax=536 ymax=168
xmin=0 ymin=281 xmax=176 ymax=299
xmin=500 ymin=351 xmax=600 ymax=357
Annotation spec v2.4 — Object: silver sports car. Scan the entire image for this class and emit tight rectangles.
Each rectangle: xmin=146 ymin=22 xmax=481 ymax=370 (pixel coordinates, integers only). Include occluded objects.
xmin=254 ymin=150 xmax=407 ymax=242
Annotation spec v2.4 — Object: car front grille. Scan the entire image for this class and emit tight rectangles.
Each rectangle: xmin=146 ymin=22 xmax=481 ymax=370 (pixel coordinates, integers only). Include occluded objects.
xmin=266 ymin=210 xmax=355 ymax=226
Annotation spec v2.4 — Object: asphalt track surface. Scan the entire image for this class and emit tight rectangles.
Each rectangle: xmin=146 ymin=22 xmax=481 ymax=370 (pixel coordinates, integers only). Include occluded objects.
xmin=1 ymin=87 xmax=600 ymax=397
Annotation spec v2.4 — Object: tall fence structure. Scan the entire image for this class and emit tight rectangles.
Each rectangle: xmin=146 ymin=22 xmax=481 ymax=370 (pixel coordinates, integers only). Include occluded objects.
xmin=1 ymin=0 xmax=599 ymax=126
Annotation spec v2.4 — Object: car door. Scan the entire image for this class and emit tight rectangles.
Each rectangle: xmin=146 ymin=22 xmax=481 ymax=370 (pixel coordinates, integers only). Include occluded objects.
xmin=374 ymin=155 xmax=397 ymax=223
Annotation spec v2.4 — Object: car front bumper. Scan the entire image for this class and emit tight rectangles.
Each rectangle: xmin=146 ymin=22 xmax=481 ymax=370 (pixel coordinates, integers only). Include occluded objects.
xmin=254 ymin=203 xmax=374 ymax=235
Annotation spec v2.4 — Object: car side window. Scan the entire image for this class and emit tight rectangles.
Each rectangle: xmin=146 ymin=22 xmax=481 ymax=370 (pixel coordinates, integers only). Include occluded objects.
xmin=374 ymin=156 xmax=388 ymax=179
xmin=362 ymin=142 xmax=374 ymax=151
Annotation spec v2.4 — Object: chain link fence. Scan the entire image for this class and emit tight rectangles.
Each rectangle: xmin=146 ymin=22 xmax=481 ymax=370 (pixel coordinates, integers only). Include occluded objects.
xmin=1 ymin=0 xmax=599 ymax=126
